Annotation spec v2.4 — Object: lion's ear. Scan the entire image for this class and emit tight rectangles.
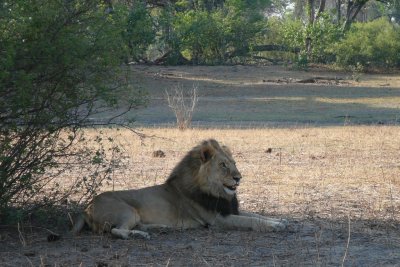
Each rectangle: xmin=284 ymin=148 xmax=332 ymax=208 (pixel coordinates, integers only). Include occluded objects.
xmin=221 ymin=145 xmax=232 ymax=157
xmin=200 ymin=143 xmax=216 ymax=163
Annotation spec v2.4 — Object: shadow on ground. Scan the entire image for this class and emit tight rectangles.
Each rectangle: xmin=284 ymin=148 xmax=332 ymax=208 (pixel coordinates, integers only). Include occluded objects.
xmin=99 ymin=65 xmax=400 ymax=127
xmin=1 ymin=216 xmax=399 ymax=266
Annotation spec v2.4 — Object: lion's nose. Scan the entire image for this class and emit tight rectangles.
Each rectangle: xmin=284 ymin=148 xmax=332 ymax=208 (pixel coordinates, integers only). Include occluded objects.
xmin=233 ymin=177 xmax=241 ymax=184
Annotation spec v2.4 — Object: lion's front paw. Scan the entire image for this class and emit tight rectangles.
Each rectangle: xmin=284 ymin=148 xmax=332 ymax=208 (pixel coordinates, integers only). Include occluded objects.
xmin=128 ymin=230 xmax=151 ymax=240
xmin=279 ymin=218 xmax=289 ymax=227
xmin=272 ymin=219 xmax=288 ymax=231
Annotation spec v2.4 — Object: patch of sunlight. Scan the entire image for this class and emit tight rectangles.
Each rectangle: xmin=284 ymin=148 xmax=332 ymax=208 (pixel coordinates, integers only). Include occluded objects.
xmin=175 ymin=75 xmax=267 ymax=86
xmin=250 ymin=97 xmax=306 ymax=102
xmin=315 ymin=97 xmax=400 ymax=109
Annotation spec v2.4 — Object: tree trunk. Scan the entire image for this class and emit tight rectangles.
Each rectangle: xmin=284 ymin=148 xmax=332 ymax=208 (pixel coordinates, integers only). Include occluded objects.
xmin=315 ymin=0 xmax=326 ymax=21
xmin=342 ymin=0 xmax=369 ymax=32
xmin=308 ymin=0 xmax=316 ymax=24
xmin=306 ymin=0 xmax=315 ymax=58
xmin=293 ymin=0 xmax=305 ymax=19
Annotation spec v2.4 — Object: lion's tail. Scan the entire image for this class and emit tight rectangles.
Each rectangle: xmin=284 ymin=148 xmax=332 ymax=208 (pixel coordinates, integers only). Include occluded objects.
xmin=71 ymin=213 xmax=85 ymax=235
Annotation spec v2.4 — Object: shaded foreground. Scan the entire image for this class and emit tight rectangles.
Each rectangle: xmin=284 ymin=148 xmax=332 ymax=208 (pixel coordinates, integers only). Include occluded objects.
xmin=2 ymin=220 xmax=399 ymax=266
xmin=1 ymin=126 xmax=400 ymax=266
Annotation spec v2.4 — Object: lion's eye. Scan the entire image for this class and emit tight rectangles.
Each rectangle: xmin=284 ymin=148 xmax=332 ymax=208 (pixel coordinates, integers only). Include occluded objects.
xmin=220 ymin=162 xmax=227 ymax=168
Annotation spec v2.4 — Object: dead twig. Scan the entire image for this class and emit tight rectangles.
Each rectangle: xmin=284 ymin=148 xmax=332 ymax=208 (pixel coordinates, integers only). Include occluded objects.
xmin=341 ymin=214 xmax=351 ymax=267
xmin=17 ymin=222 xmax=26 ymax=247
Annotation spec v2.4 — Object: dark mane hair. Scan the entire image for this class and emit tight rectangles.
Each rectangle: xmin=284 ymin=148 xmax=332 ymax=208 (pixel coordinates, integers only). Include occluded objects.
xmin=165 ymin=147 xmax=202 ymax=185
xmin=165 ymin=139 xmax=239 ymax=216
xmin=189 ymin=190 xmax=239 ymax=216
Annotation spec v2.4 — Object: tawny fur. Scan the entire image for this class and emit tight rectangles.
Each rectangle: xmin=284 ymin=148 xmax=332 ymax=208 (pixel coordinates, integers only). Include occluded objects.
xmin=72 ymin=139 xmax=287 ymax=239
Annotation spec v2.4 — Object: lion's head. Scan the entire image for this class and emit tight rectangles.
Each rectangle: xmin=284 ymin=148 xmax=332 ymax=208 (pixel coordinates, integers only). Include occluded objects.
xmin=166 ymin=139 xmax=242 ymax=208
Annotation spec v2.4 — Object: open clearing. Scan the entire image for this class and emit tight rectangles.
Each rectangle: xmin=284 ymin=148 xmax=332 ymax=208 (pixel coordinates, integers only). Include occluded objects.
xmin=1 ymin=66 xmax=400 ymax=266
xmin=120 ymin=65 xmax=400 ymax=126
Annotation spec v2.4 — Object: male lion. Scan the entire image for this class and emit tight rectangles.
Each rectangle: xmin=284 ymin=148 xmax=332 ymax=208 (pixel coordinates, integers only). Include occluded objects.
xmin=72 ymin=139 xmax=287 ymax=239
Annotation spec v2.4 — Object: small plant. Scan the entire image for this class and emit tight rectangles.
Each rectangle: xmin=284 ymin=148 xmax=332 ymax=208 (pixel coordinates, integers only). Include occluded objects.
xmin=165 ymin=84 xmax=198 ymax=130
xmin=294 ymin=52 xmax=309 ymax=71
xmin=350 ymin=62 xmax=364 ymax=82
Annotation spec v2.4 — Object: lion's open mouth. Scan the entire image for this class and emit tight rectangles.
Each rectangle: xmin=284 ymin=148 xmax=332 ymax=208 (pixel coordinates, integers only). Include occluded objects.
xmin=224 ymin=185 xmax=237 ymax=191
xmin=223 ymin=184 xmax=237 ymax=195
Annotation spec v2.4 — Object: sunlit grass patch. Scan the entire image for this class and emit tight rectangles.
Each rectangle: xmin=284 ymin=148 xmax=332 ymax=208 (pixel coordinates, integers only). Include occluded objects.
xmin=316 ymin=96 xmax=400 ymax=109
xmin=67 ymin=126 xmax=400 ymax=223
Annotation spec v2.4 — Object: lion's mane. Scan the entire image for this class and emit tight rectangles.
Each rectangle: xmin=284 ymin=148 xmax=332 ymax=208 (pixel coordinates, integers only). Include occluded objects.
xmin=166 ymin=139 xmax=239 ymax=216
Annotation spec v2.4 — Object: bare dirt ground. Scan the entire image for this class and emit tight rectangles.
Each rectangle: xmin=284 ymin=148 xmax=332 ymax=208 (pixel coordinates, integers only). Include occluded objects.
xmin=1 ymin=66 xmax=400 ymax=266
xmin=112 ymin=65 xmax=400 ymax=126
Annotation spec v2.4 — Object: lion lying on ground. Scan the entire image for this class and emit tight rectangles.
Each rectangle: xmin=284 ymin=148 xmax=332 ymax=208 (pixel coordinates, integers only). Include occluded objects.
xmin=72 ymin=139 xmax=287 ymax=239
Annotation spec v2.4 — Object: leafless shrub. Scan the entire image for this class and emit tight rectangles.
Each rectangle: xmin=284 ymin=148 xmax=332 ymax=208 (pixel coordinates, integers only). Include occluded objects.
xmin=165 ymin=84 xmax=198 ymax=130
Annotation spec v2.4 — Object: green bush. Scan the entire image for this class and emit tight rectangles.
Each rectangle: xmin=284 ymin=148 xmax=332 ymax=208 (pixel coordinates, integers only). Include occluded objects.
xmin=0 ymin=1 xmax=146 ymax=214
xmin=276 ymin=14 xmax=341 ymax=64
xmin=305 ymin=14 xmax=341 ymax=63
xmin=174 ymin=10 xmax=226 ymax=64
xmin=124 ymin=1 xmax=156 ymax=61
xmin=332 ymin=18 xmax=400 ymax=68
xmin=172 ymin=0 xmax=266 ymax=64
xmin=118 ymin=0 xmax=268 ymax=65
xmin=278 ymin=18 xmax=304 ymax=52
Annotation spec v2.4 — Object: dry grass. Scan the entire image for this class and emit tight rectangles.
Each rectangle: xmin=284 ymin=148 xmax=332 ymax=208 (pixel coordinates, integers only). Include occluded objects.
xmin=76 ymin=126 xmax=400 ymax=223
xmin=2 ymin=125 xmax=400 ymax=266
xmin=315 ymin=96 xmax=400 ymax=109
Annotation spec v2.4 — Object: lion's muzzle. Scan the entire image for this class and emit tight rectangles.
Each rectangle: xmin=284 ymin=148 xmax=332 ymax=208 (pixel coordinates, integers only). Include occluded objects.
xmin=223 ymin=176 xmax=241 ymax=195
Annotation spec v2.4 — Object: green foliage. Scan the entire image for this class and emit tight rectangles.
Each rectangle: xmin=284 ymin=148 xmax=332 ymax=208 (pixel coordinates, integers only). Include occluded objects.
xmin=124 ymin=1 xmax=156 ymax=61
xmin=174 ymin=10 xmax=226 ymax=64
xmin=0 ymin=0 xmax=146 ymax=213
xmin=224 ymin=1 xmax=267 ymax=56
xmin=172 ymin=0 xmax=267 ymax=64
xmin=269 ymin=14 xmax=400 ymax=69
xmin=121 ymin=0 xmax=270 ymax=65
xmin=276 ymin=14 xmax=341 ymax=65
xmin=331 ymin=18 xmax=400 ymax=68
xmin=276 ymin=18 xmax=304 ymax=51
xmin=305 ymin=14 xmax=341 ymax=63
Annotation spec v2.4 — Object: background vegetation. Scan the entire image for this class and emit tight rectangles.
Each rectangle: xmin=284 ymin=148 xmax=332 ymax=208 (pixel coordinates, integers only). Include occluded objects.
xmin=119 ymin=0 xmax=400 ymax=68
